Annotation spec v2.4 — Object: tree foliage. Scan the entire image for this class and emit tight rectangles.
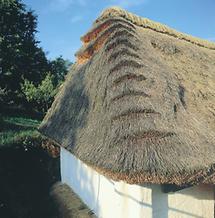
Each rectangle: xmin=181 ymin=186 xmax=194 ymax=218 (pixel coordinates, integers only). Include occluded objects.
xmin=0 ymin=0 xmax=50 ymax=101
xmin=21 ymin=73 xmax=58 ymax=113
xmin=0 ymin=0 xmax=72 ymax=115
xmin=50 ymin=56 xmax=71 ymax=85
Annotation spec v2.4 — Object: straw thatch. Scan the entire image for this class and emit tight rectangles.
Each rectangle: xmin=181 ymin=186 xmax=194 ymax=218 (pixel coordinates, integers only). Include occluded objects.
xmin=39 ymin=7 xmax=215 ymax=186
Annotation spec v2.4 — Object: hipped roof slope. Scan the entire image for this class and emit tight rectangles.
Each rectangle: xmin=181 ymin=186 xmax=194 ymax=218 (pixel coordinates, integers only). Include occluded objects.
xmin=39 ymin=7 xmax=215 ymax=186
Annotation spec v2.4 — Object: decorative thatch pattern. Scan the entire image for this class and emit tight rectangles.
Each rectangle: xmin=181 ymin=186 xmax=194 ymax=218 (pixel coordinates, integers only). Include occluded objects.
xmin=39 ymin=7 xmax=215 ymax=186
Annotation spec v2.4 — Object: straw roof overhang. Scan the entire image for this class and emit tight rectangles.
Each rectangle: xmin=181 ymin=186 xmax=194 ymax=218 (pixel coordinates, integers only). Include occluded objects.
xmin=39 ymin=7 xmax=215 ymax=186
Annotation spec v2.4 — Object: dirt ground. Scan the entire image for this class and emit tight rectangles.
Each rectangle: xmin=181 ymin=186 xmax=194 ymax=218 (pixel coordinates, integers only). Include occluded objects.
xmin=51 ymin=183 xmax=96 ymax=218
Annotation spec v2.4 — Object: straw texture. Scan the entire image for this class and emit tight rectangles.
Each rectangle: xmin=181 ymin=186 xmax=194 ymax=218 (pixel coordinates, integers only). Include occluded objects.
xmin=39 ymin=7 xmax=215 ymax=185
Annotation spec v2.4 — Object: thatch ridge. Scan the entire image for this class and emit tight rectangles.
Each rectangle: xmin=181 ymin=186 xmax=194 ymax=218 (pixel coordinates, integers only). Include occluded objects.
xmin=94 ymin=7 xmax=215 ymax=50
xmin=39 ymin=7 xmax=215 ymax=186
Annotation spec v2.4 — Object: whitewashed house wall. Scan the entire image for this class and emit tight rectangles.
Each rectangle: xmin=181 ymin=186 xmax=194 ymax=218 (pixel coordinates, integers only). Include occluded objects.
xmin=61 ymin=147 xmax=214 ymax=218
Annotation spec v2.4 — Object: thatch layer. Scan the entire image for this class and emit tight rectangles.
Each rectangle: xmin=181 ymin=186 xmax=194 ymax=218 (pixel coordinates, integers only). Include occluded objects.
xmin=39 ymin=7 xmax=215 ymax=185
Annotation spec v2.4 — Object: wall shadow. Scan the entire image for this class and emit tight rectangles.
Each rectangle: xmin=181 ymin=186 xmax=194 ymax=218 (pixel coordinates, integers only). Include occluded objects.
xmin=152 ymin=185 xmax=168 ymax=218
xmin=112 ymin=182 xmax=212 ymax=218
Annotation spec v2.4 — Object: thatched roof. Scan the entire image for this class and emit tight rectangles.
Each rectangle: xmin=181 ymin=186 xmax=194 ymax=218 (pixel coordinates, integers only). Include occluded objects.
xmin=39 ymin=7 xmax=215 ymax=186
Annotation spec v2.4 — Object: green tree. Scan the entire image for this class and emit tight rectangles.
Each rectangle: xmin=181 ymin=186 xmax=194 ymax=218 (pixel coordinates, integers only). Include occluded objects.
xmin=0 ymin=0 xmax=50 ymax=103
xmin=0 ymin=87 xmax=7 ymax=108
xmin=21 ymin=73 xmax=57 ymax=114
xmin=50 ymin=56 xmax=72 ymax=85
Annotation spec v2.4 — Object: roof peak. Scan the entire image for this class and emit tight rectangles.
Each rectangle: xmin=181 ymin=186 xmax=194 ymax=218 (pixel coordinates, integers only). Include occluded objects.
xmin=93 ymin=7 xmax=215 ymax=50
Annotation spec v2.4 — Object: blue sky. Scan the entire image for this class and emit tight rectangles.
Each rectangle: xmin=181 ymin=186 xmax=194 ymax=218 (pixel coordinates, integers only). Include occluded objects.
xmin=23 ymin=0 xmax=215 ymax=62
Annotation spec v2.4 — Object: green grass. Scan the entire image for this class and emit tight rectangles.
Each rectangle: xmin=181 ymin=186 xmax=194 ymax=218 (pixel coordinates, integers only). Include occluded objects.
xmin=3 ymin=116 xmax=40 ymax=128
xmin=0 ymin=115 xmax=43 ymax=147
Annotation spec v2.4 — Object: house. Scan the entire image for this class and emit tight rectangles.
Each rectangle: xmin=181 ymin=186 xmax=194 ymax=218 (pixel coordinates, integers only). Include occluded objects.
xmin=39 ymin=7 xmax=215 ymax=218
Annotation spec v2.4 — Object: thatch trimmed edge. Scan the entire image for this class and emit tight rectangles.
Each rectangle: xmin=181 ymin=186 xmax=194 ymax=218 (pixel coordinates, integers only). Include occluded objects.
xmin=81 ymin=6 xmax=215 ymax=50
xmin=57 ymin=136 xmax=215 ymax=186
xmin=84 ymin=161 xmax=215 ymax=186
xmin=39 ymin=123 xmax=215 ymax=186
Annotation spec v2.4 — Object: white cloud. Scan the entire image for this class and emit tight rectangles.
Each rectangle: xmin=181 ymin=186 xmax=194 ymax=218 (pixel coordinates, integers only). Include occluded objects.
xmin=108 ymin=0 xmax=147 ymax=8
xmin=70 ymin=15 xmax=83 ymax=23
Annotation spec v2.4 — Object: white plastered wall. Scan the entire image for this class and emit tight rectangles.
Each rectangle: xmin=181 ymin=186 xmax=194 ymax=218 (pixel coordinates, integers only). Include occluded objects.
xmin=61 ymin=147 xmax=214 ymax=218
